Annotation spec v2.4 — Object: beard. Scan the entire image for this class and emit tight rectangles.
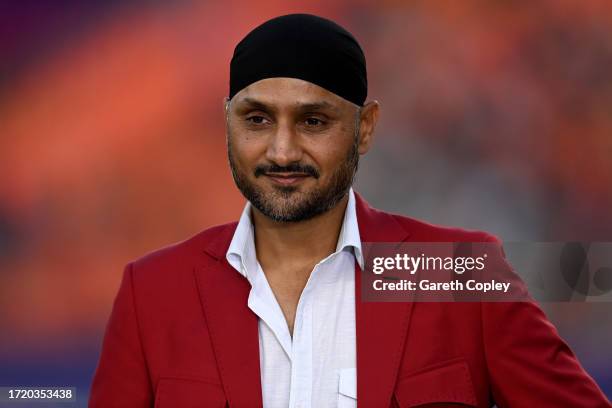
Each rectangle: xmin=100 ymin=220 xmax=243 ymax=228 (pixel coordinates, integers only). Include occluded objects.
xmin=227 ymin=136 xmax=359 ymax=223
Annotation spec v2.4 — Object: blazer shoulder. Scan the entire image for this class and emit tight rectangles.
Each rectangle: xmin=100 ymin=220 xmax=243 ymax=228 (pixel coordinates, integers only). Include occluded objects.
xmin=128 ymin=221 xmax=238 ymax=280
xmin=389 ymin=210 xmax=501 ymax=243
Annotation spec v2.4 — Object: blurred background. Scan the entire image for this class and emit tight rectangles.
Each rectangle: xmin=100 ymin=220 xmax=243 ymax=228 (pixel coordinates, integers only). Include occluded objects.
xmin=1 ymin=0 xmax=611 ymax=405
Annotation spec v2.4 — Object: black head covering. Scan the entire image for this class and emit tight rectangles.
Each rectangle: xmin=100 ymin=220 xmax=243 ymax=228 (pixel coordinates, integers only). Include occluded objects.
xmin=229 ymin=13 xmax=367 ymax=106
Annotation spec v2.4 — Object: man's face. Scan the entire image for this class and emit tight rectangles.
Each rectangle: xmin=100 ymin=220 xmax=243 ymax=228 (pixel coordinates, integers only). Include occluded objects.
xmin=225 ymin=77 xmax=363 ymax=222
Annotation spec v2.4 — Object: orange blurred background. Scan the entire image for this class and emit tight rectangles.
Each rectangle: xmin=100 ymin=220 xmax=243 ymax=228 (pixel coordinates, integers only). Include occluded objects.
xmin=1 ymin=0 xmax=611 ymax=404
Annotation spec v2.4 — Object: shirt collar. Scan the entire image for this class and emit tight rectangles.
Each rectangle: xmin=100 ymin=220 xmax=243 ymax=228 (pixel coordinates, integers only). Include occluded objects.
xmin=335 ymin=187 xmax=364 ymax=269
xmin=226 ymin=188 xmax=364 ymax=281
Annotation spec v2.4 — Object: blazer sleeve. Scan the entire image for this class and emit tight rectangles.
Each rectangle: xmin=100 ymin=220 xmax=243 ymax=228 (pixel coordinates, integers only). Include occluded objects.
xmin=481 ymin=241 xmax=610 ymax=407
xmin=89 ymin=263 xmax=153 ymax=407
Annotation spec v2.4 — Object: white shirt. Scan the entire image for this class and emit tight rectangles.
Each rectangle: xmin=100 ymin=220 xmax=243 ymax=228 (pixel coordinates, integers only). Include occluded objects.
xmin=226 ymin=188 xmax=363 ymax=408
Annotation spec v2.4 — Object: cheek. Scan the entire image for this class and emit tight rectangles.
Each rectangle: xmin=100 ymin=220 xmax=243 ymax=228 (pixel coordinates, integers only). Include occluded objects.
xmin=304 ymin=135 xmax=354 ymax=173
xmin=229 ymin=136 xmax=266 ymax=167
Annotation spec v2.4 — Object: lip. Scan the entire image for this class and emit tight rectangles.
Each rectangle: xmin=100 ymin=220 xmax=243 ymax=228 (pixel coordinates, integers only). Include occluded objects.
xmin=264 ymin=173 xmax=311 ymax=186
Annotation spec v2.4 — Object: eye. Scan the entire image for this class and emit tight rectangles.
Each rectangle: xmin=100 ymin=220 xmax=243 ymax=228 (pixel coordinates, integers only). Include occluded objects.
xmin=246 ymin=115 xmax=269 ymax=125
xmin=305 ymin=117 xmax=325 ymax=126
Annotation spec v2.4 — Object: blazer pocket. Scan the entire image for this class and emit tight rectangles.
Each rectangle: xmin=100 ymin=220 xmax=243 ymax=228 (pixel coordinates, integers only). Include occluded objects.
xmin=154 ymin=377 xmax=227 ymax=408
xmin=393 ymin=358 xmax=477 ymax=407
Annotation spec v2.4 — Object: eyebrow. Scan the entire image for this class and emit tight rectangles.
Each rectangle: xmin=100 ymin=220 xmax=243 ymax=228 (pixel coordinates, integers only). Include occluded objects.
xmin=236 ymin=97 xmax=340 ymax=114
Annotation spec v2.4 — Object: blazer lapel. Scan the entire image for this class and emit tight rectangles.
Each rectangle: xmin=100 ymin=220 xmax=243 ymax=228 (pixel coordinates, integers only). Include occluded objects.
xmin=355 ymin=192 xmax=415 ymax=407
xmin=195 ymin=223 xmax=263 ymax=408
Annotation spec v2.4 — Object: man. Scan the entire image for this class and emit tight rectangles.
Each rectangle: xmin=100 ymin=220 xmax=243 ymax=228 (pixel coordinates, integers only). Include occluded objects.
xmin=89 ymin=13 xmax=610 ymax=408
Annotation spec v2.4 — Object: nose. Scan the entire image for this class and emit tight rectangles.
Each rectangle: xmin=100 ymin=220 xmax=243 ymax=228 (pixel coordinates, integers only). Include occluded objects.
xmin=265 ymin=120 xmax=303 ymax=166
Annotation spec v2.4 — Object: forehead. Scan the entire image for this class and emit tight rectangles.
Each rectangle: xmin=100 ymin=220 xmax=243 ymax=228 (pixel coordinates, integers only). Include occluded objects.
xmin=230 ymin=77 xmax=352 ymax=111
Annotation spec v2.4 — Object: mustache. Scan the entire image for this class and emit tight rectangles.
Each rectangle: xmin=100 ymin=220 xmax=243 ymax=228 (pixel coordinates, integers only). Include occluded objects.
xmin=254 ymin=163 xmax=320 ymax=179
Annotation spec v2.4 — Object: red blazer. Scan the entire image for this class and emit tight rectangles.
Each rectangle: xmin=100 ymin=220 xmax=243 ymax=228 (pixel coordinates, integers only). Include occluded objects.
xmin=90 ymin=192 xmax=610 ymax=407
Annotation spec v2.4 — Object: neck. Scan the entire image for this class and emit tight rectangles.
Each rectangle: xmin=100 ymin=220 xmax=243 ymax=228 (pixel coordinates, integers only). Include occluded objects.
xmin=252 ymin=193 xmax=349 ymax=268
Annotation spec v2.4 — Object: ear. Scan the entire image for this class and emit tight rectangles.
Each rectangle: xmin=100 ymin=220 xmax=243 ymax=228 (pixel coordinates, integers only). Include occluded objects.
xmin=357 ymin=100 xmax=380 ymax=155
xmin=223 ymin=96 xmax=231 ymax=116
